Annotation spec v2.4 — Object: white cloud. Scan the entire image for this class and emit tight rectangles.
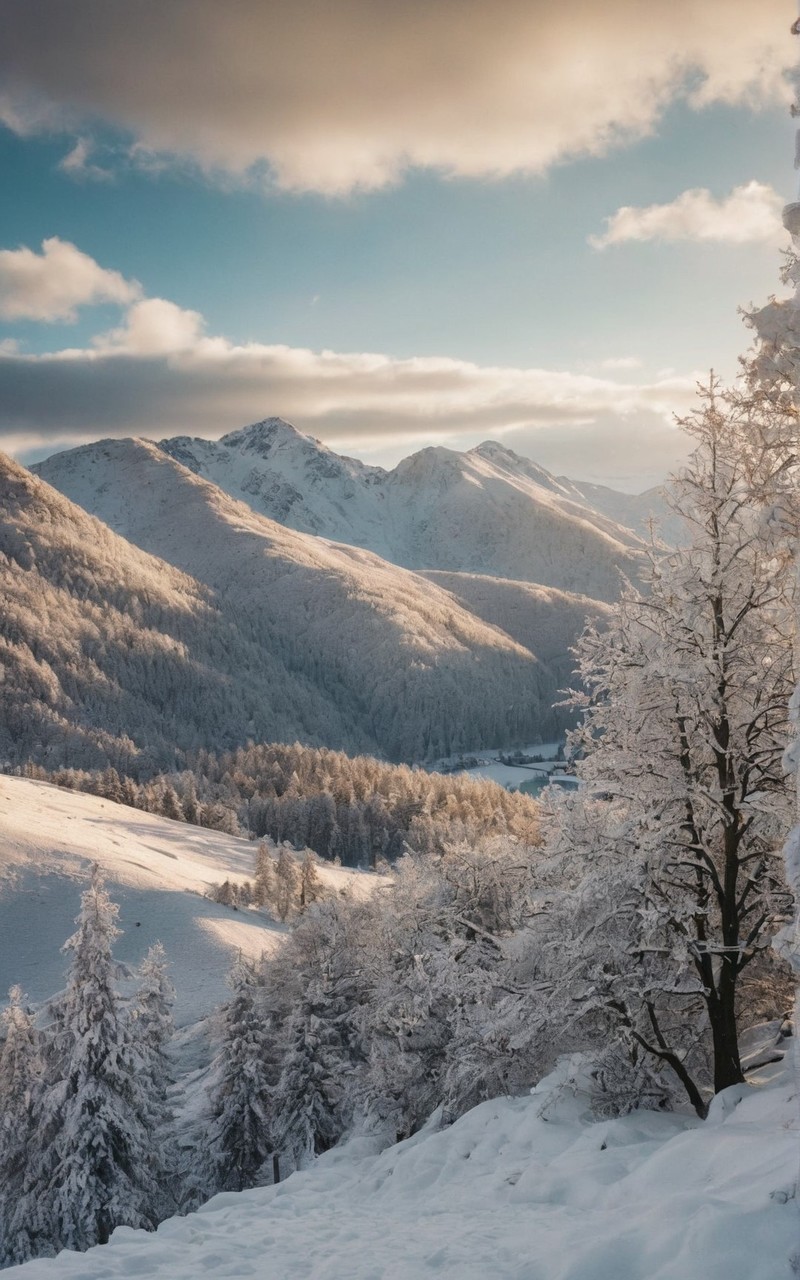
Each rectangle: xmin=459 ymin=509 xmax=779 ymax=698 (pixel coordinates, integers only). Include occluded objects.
xmin=590 ymin=356 xmax=644 ymax=371
xmin=93 ymin=298 xmax=206 ymax=355
xmin=0 ymin=238 xmax=140 ymax=322
xmin=58 ymin=137 xmax=114 ymax=182
xmin=590 ymin=181 xmax=786 ymax=250
xmin=0 ymin=0 xmax=792 ymax=194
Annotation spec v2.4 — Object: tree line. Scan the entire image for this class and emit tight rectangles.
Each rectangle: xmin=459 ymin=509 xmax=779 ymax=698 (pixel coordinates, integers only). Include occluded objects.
xmin=17 ymin=742 xmax=540 ymax=867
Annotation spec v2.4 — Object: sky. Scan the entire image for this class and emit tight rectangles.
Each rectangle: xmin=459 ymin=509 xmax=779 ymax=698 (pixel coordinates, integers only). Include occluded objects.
xmin=0 ymin=0 xmax=797 ymax=490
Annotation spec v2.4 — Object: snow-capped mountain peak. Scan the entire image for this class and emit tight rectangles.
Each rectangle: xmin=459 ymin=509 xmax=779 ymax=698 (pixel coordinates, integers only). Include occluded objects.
xmin=151 ymin=420 xmax=649 ymax=598
xmin=219 ymin=416 xmax=318 ymax=455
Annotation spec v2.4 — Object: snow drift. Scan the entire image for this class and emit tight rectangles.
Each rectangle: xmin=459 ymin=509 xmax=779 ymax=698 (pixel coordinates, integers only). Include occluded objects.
xmin=8 ymin=1051 xmax=798 ymax=1279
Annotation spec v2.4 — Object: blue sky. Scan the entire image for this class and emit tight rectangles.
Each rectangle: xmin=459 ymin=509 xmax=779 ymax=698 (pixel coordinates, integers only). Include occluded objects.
xmin=0 ymin=0 xmax=796 ymax=487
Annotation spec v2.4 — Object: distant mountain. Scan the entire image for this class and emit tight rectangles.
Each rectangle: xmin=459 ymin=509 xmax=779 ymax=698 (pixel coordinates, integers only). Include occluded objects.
xmin=558 ymin=476 xmax=684 ymax=545
xmin=420 ymin=573 xmax=612 ymax=688
xmin=1 ymin=450 xmax=365 ymax=771
xmin=159 ymin=420 xmax=646 ymax=602
xmin=27 ymin=443 xmax=571 ymax=760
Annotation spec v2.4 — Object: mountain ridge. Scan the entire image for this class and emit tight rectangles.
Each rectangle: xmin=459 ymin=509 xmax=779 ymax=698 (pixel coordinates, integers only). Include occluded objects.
xmin=153 ymin=419 xmax=650 ymax=600
xmin=19 ymin=444 xmax=576 ymax=761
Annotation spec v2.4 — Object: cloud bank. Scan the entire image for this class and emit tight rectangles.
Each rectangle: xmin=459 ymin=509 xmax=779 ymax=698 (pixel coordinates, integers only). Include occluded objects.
xmin=0 ymin=0 xmax=791 ymax=194
xmin=0 ymin=317 xmax=697 ymax=489
xmin=590 ymin=181 xmax=786 ymax=249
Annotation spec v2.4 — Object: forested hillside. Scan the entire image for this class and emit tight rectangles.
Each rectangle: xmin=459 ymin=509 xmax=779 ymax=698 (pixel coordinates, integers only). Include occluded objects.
xmin=1 ymin=451 xmax=573 ymax=770
xmin=27 ymin=441 xmax=577 ymax=760
xmin=420 ymin=573 xmax=613 ymax=687
xmin=29 ymin=740 xmax=540 ymax=867
xmin=0 ymin=452 xmax=375 ymax=772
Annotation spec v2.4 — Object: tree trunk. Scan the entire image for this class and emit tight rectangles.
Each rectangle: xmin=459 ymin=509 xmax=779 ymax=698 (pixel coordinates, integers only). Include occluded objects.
xmin=707 ymin=961 xmax=744 ymax=1093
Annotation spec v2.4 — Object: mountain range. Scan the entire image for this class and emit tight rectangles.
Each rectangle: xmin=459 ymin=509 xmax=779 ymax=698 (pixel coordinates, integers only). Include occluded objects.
xmin=0 ymin=419 xmax=673 ymax=769
xmin=157 ymin=418 xmax=657 ymax=599
xmin=2 ymin=445 xmax=565 ymax=768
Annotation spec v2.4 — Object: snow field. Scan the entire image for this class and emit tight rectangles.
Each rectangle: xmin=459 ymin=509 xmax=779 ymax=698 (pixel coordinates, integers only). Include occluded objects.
xmin=9 ymin=1056 xmax=799 ymax=1279
xmin=0 ymin=776 xmax=369 ymax=1025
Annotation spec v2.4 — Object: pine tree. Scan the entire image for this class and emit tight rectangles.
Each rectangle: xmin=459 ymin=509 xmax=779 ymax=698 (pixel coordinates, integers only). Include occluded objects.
xmin=16 ymin=866 xmax=163 ymax=1254
xmin=0 ymin=987 xmax=41 ymax=1267
xmin=253 ymin=841 xmax=275 ymax=909
xmin=208 ymin=957 xmax=277 ymax=1192
xmin=272 ymin=977 xmax=346 ymax=1169
xmin=132 ymin=943 xmax=177 ymax=1207
xmin=299 ymin=849 xmax=323 ymax=910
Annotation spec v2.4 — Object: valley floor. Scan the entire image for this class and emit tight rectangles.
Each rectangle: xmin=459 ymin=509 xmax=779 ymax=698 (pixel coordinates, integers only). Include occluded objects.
xmin=9 ymin=1053 xmax=799 ymax=1280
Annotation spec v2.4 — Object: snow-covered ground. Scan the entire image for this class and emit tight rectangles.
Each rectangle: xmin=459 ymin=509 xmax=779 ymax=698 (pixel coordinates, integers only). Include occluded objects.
xmin=0 ymin=776 xmax=368 ymax=1025
xmin=10 ymin=1050 xmax=798 ymax=1279
xmin=431 ymin=741 xmax=567 ymax=792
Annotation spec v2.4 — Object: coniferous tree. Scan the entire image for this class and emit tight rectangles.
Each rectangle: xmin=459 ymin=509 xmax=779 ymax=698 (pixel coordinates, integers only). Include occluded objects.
xmin=273 ymin=846 xmax=300 ymax=922
xmin=0 ymin=987 xmax=41 ymax=1268
xmin=132 ymin=943 xmax=177 ymax=1208
xmin=272 ymin=977 xmax=346 ymax=1169
xmin=208 ymin=957 xmax=277 ymax=1192
xmin=16 ymin=866 xmax=164 ymax=1254
xmin=253 ymin=842 xmax=276 ymax=909
xmin=299 ymin=850 xmax=323 ymax=910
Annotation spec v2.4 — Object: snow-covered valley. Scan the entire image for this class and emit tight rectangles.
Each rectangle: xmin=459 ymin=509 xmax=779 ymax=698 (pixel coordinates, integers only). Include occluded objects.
xmin=2 ymin=410 xmax=798 ymax=1280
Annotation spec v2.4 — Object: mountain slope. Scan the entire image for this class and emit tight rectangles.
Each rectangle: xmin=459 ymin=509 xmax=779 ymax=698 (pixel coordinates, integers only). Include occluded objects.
xmin=0 ymin=775 xmax=365 ymax=1026
xmin=0 ymin=451 xmax=366 ymax=771
xmin=560 ymin=475 xmax=685 ymax=545
xmin=158 ymin=420 xmax=645 ymax=600
xmin=421 ymin=572 xmax=613 ymax=686
xmin=28 ymin=442 xmax=564 ymax=758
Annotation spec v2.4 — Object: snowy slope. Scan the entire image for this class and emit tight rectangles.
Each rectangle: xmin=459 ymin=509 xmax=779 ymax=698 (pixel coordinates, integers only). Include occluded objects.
xmin=9 ymin=1053 xmax=798 ymax=1279
xmin=559 ymin=476 xmax=685 ymax=545
xmin=421 ymin=572 xmax=613 ymax=685
xmin=0 ymin=776 xmax=366 ymax=1026
xmin=0 ymin=450 xmax=373 ymax=768
xmin=155 ymin=420 xmax=645 ymax=600
xmin=29 ymin=440 xmax=569 ymax=757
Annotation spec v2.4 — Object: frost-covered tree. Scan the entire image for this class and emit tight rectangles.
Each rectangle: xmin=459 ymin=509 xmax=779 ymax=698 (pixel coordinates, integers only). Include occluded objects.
xmin=273 ymin=846 xmax=300 ymax=922
xmin=299 ymin=849 xmax=323 ymax=910
xmin=0 ymin=987 xmax=41 ymax=1267
xmin=253 ymin=841 xmax=275 ymax=908
xmin=208 ymin=957 xmax=277 ymax=1193
xmin=15 ymin=866 xmax=164 ymax=1254
xmin=272 ymin=977 xmax=346 ymax=1169
xmin=132 ymin=943 xmax=177 ymax=1206
xmin=542 ymin=381 xmax=795 ymax=1111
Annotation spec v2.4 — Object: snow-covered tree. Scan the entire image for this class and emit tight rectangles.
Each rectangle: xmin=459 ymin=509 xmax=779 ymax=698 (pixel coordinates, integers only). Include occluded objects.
xmin=272 ymin=977 xmax=346 ymax=1169
xmin=208 ymin=957 xmax=277 ymax=1193
xmin=15 ymin=866 xmax=164 ymax=1254
xmin=0 ymin=987 xmax=41 ymax=1267
xmin=253 ymin=841 xmax=275 ymax=908
xmin=273 ymin=846 xmax=300 ymax=922
xmin=539 ymin=381 xmax=796 ymax=1112
xmin=299 ymin=849 xmax=323 ymax=910
xmin=132 ymin=943 xmax=177 ymax=1206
